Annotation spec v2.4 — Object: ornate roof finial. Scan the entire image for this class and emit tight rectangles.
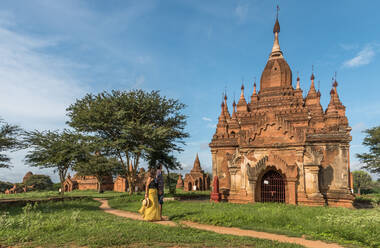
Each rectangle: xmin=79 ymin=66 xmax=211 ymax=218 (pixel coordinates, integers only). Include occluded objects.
xmin=253 ymin=77 xmax=257 ymax=94
xmin=296 ymin=71 xmax=300 ymax=89
xmin=310 ymin=65 xmax=315 ymax=80
xmin=333 ymin=71 xmax=338 ymax=89
xmin=273 ymin=5 xmax=280 ymax=33
xmin=270 ymin=5 xmax=282 ymax=58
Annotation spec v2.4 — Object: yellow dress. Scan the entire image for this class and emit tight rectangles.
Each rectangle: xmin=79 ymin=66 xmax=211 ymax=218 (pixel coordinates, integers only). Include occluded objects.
xmin=138 ymin=188 xmax=161 ymax=221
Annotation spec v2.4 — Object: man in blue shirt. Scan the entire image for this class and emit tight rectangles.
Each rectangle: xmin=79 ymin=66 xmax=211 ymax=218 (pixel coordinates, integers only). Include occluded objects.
xmin=156 ymin=164 xmax=164 ymax=220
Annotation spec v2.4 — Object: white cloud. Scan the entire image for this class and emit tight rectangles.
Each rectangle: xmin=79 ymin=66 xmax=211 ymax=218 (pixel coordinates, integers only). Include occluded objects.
xmin=235 ymin=3 xmax=249 ymax=23
xmin=202 ymin=117 xmax=212 ymax=122
xmin=343 ymin=45 xmax=375 ymax=68
xmin=0 ymin=14 xmax=87 ymax=182
xmin=0 ymin=26 xmax=87 ymax=129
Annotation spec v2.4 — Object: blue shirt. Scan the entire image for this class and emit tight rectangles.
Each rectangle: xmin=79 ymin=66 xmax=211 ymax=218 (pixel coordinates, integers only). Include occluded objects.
xmin=156 ymin=170 xmax=164 ymax=192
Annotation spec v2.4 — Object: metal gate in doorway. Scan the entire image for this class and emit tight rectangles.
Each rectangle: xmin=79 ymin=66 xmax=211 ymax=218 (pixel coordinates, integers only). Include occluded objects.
xmin=260 ymin=170 xmax=285 ymax=203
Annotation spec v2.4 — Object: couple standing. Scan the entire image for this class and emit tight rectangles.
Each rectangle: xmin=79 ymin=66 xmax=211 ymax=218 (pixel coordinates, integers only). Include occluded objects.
xmin=138 ymin=164 xmax=164 ymax=221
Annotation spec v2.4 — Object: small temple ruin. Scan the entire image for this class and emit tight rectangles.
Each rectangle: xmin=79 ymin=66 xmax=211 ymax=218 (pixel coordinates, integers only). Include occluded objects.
xmin=176 ymin=175 xmax=184 ymax=189
xmin=183 ymin=154 xmax=210 ymax=191
xmin=63 ymin=174 xmax=114 ymax=192
xmin=63 ymin=168 xmax=147 ymax=193
xmin=209 ymin=11 xmax=354 ymax=207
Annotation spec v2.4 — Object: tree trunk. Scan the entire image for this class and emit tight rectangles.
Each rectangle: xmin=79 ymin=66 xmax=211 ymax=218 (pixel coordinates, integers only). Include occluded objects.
xmin=127 ymin=179 xmax=133 ymax=195
xmin=59 ymin=171 xmax=65 ymax=196
xmin=60 ymin=180 xmax=64 ymax=196
xmin=97 ymin=176 xmax=104 ymax=193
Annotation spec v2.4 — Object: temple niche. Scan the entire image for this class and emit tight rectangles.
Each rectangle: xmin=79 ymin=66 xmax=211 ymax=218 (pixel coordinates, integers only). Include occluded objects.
xmin=209 ymin=12 xmax=354 ymax=207
xmin=184 ymin=154 xmax=211 ymax=191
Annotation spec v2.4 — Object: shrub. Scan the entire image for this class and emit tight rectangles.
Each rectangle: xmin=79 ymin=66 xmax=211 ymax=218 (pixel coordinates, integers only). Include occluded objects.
xmin=24 ymin=175 xmax=53 ymax=191
xmin=0 ymin=181 xmax=13 ymax=192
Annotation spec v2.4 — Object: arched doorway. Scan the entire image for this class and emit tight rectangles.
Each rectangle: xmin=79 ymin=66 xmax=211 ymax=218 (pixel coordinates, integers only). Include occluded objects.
xmin=260 ymin=170 xmax=285 ymax=203
xmin=188 ymin=182 xmax=192 ymax=191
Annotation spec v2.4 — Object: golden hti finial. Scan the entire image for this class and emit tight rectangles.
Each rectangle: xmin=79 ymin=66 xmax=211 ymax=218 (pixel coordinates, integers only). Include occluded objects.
xmin=270 ymin=4 xmax=282 ymax=58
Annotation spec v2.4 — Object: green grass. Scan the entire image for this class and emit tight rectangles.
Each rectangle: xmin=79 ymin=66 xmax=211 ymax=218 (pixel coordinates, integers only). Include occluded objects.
xmin=0 ymin=199 xmax=302 ymax=248
xmin=0 ymin=190 xmax=130 ymax=200
xmin=0 ymin=188 xmax=210 ymax=200
xmin=109 ymin=196 xmax=380 ymax=248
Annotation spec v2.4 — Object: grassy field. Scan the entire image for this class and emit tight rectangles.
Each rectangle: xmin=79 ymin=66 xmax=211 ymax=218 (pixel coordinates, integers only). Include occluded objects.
xmin=109 ymin=196 xmax=380 ymax=248
xmin=0 ymin=198 xmax=302 ymax=248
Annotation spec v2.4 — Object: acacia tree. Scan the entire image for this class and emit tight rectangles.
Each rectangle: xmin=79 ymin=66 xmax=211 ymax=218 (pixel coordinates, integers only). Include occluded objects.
xmin=0 ymin=118 xmax=24 ymax=168
xmin=352 ymin=170 xmax=372 ymax=195
xmin=24 ymin=130 xmax=82 ymax=195
xmin=73 ymin=137 xmax=123 ymax=193
xmin=67 ymin=90 xmax=188 ymax=194
xmin=357 ymin=126 xmax=380 ymax=175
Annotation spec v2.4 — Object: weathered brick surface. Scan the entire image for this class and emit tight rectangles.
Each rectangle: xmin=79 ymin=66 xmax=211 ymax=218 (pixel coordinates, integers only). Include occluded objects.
xmin=209 ymin=17 xmax=353 ymax=207
xmin=184 ymin=154 xmax=210 ymax=191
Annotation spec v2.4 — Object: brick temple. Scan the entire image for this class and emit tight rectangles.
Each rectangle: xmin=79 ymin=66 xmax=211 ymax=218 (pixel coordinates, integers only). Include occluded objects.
xmin=183 ymin=154 xmax=210 ymax=191
xmin=209 ymin=13 xmax=354 ymax=207
xmin=63 ymin=174 xmax=114 ymax=192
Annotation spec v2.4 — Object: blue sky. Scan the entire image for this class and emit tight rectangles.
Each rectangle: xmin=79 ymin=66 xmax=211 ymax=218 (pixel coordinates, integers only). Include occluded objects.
xmin=0 ymin=0 xmax=379 ymax=182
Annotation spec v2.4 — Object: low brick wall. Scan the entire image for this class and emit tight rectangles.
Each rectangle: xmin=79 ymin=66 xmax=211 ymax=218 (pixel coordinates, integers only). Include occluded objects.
xmin=0 ymin=196 xmax=91 ymax=207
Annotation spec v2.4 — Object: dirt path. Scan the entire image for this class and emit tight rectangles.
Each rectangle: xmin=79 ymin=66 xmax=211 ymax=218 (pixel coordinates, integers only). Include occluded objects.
xmin=94 ymin=198 xmax=343 ymax=248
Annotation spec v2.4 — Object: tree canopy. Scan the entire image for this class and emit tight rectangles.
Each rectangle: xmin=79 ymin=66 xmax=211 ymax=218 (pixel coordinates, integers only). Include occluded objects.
xmin=0 ymin=118 xmax=24 ymax=168
xmin=352 ymin=170 xmax=372 ymax=195
xmin=24 ymin=129 xmax=82 ymax=195
xmin=24 ymin=174 xmax=53 ymax=191
xmin=73 ymin=137 xmax=123 ymax=193
xmin=66 ymin=90 xmax=188 ymax=194
xmin=356 ymin=126 xmax=380 ymax=175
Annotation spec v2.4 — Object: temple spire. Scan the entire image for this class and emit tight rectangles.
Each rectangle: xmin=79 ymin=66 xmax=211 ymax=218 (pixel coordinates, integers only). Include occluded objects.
xmin=237 ymin=84 xmax=248 ymax=112
xmin=270 ymin=5 xmax=283 ymax=59
xmin=240 ymin=84 xmax=245 ymax=98
xmin=218 ymin=96 xmax=226 ymax=122
xmin=306 ymin=69 xmax=318 ymax=101
xmin=223 ymin=93 xmax=231 ymax=119
xmin=191 ymin=153 xmax=203 ymax=172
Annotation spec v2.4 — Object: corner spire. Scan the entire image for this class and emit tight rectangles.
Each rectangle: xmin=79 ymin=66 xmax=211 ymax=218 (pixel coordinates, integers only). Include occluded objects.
xmin=223 ymin=93 xmax=231 ymax=119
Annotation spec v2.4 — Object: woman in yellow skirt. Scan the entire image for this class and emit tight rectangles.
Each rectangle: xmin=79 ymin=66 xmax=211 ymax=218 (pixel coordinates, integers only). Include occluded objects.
xmin=138 ymin=168 xmax=161 ymax=221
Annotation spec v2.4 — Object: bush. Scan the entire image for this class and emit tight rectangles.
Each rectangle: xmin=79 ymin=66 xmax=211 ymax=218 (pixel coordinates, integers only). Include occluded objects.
xmin=52 ymin=183 xmax=61 ymax=191
xmin=0 ymin=181 xmax=13 ymax=192
xmin=24 ymin=175 xmax=53 ymax=191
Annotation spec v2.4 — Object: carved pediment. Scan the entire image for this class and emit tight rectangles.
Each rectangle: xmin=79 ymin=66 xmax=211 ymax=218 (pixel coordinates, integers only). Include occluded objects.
xmin=247 ymin=153 xmax=297 ymax=181
xmin=247 ymin=156 xmax=268 ymax=179
xmin=304 ymin=146 xmax=324 ymax=166
xmin=227 ymin=149 xmax=243 ymax=173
